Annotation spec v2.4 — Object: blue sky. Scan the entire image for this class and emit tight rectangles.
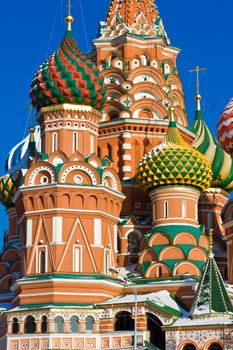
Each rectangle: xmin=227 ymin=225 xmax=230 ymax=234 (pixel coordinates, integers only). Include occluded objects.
xmin=0 ymin=0 xmax=232 ymax=236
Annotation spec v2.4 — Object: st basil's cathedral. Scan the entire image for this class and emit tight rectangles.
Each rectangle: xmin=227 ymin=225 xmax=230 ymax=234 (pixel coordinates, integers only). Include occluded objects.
xmin=0 ymin=0 xmax=233 ymax=349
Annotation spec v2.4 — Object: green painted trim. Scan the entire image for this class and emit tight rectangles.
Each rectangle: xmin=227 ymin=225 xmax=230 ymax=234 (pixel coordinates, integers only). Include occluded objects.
xmin=22 ymin=273 xmax=121 ymax=283
xmin=18 ymin=302 xmax=93 ymax=310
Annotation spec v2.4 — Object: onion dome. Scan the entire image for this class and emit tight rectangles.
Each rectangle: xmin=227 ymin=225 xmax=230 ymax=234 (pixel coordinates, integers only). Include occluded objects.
xmin=0 ymin=172 xmax=20 ymax=207
xmin=192 ymin=95 xmax=233 ymax=192
xmin=217 ymin=98 xmax=233 ymax=156
xmin=30 ymin=12 xmax=105 ymax=111
xmin=5 ymin=126 xmax=41 ymax=174
xmin=136 ymin=108 xmax=213 ymax=192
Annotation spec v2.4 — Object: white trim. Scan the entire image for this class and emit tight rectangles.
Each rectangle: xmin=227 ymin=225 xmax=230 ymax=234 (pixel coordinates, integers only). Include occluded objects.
xmin=122 ymin=154 xmax=132 ymax=161
xmin=122 ymin=132 xmax=132 ymax=139
xmin=18 ymin=292 xmax=113 ymax=298
xmin=94 ymin=218 xmax=102 ymax=246
xmin=52 ymin=217 xmax=63 ymax=244
xmin=15 ymin=183 xmax=125 ymax=203
xmin=104 ymin=249 xmax=111 ymax=275
xmin=151 ymin=222 xmax=198 ymax=228
xmin=122 ymin=143 xmax=131 ymax=150
xmin=114 ymin=225 xmax=118 ymax=253
xmin=19 ymin=208 xmax=120 ymax=223
xmin=122 ymin=166 xmax=131 ymax=172
xmin=13 ymin=278 xmax=123 ymax=291
xmin=182 ymin=200 xmax=186 ymax=218
xmin=154 ymin=217 xmax=198 ymax=224
xmin=26 ymin=219 xmax=33 ymax=247
xmin=52 ymin=132 xmax=57 ymax=153
xmin=90 ymin=134 xmax=94 ymax=153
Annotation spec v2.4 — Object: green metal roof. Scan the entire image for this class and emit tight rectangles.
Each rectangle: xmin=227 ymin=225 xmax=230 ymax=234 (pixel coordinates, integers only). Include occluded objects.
xmin=146 ymin=224 xmax=204 ymax=242
xmin=191 ymin=253 xmax=233 ymax=318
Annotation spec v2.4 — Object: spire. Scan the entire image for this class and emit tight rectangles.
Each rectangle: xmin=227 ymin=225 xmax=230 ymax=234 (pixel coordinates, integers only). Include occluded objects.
xmin=190 ymin=234 xmax=233 ymax=318
xmin=106 ymin=0 xmax=159 ymax=28
xmin=28 ymin=105 xmax=37 ymax=158
xmin=189 ymin=65 xmax=207 ymax=119
xmin=65 ymin=0 xmax=74 ymax=31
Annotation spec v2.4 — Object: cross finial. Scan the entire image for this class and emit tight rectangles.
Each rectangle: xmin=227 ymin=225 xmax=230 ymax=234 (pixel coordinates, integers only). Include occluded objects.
xmin=65 ymin=0 xmax=74 ymax=31
xmin=189 ymin=65 xmax=207 ymax=111
xmin=189 ymin=65 xmax=207 ymax=95
xmin=29 ymin=104 xmax=35 ymax=143
xmin=67 ymin=0 xmax=72 ymax=16
xmin=209 ymin=228 xmax=214 ymax=257
xmin=168 ymin=81 xmax=175 ymax=122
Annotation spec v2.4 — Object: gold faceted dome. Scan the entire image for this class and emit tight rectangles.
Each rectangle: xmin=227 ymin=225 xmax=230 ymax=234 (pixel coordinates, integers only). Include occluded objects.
xmin=136 ymin=120 xmax=213 ymax=192
xmin=0 ymin=172 xmax=19 ymax=207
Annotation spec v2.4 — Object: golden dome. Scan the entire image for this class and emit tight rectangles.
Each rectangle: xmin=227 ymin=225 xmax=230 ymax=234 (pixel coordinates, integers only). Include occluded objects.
xmin=136 ymin=120 xmax=213 ymax=192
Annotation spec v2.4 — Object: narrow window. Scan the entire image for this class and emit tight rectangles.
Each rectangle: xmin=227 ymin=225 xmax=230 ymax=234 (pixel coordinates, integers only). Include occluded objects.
xmin=41 ymin=316 xmax=48 ymax=333
xmin=54 ymin=316 xmax=64 ymax=333
xmin=52 ymin=132 xmax=57 ymax=152
xmin=164 ymin=201 xmax=168 ymax=219
xmin=39 ymin=251 xmax=46 ymax=274
xmin=12 ymin=318 xmax=19 ymax=334
xmin=104 ymin=250 xmax=111 ymax=275
xmin=24 ymin=316 xmax=36 ymax=334
xmin=86 ymin=316 xmax=94 ymax=333
xmin=73 ymin=132 xmax=78 ymax=152
xmin=90 ymin=135 xmax=94 ymax=153
xmin=73 ymin=246 xmax=82 ymax=273
xmin=157 ymin=266 xmax=162 ymax=278
xmin=70 ymin=316 xmax=79 ymax=333
xmin=182 ymin=200 xmax=186 ymax=218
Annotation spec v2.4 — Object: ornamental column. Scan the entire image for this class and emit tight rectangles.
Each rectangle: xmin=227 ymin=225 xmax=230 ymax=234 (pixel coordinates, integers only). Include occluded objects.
xmin=121 ymin=131 xmax=132 ymax=180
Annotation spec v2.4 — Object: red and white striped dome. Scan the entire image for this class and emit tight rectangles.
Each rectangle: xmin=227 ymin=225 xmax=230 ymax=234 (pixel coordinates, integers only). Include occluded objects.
xmin=217 ymin=98 xmax=233 ymax=155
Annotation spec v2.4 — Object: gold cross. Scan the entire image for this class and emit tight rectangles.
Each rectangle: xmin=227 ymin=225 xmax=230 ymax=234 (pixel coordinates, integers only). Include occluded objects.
xmin=189 ymin=65 xmax=207 ymax=95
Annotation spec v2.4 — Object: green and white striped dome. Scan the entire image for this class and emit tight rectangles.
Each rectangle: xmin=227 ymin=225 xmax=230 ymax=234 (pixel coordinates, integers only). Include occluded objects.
xmin=192 ymin=104 xmax=233 ymax=192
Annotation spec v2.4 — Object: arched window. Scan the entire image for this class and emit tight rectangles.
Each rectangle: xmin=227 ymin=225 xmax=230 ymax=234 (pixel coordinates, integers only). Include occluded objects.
xmin=24 ymin=316 xmax=36 ymax=334
xmin=86 ymin=316 xmax=94 ymax=333
xmin=147 ymin=313 xmax=165 ymax=350
xmin=164 ymin=63 xmax=170 ymax=74
xmin=41 ymin=316 xmax=47 ymax=333
xmin=39 ymin=251 xmax=46 ymax=274
xmin=115 ymin=311 xmax=134 ymax=331
xmin=70 ymin=316 xmax=79 ymax=333
xmin=208 ymin=344 xmax=223 ymax=350
xmin=164 ymin=201 xmax=168 ymax=219
xmin=54 ymin=316 xmax=64 ymax=333
xmin=183 ymin=344 xmax=196 ymax=350
xmin=128 ymin=232 xmax=140 ymax=255
xmin=141 ymin=54 xmax=148 ymax=66
xmin=12 ymin=318 xmax=19 ymax=334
